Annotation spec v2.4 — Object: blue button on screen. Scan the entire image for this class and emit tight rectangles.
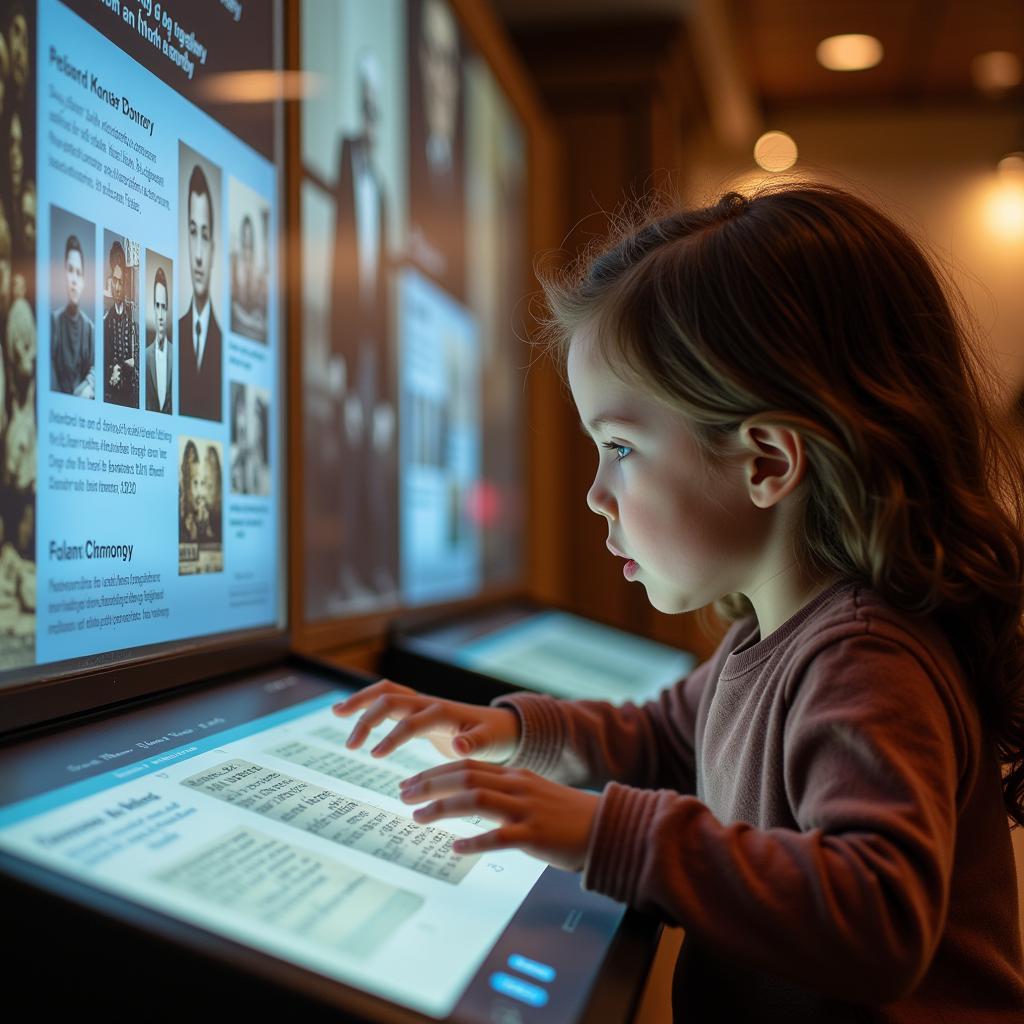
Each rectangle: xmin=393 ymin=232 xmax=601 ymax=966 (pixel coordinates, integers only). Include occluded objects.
xmin=489 ymin=972 xmax=549 ymax=1007
xmin=508 ymin=954 xmax=557 ymax=984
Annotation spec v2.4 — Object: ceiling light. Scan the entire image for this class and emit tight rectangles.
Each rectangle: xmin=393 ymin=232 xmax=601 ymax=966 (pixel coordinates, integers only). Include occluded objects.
xmin=984 ymin=183 xmax=1024 ymax=240
xmin=816 ymin=34 xmax=884 ymax=72
xmin=998 ymin=152 xmax=1024 ymax=179
xmin=754 ymin=131 xmax=798 ymax=173
xmin=200 ymin=70 xmax=324 ymax=103
xmin=971 ymin=51 xmax=1023 ymax=96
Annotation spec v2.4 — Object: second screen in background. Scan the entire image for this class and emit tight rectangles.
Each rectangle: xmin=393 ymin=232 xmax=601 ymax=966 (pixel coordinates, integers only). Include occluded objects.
xmin=300 ymin=0 xmax=528 ymax=624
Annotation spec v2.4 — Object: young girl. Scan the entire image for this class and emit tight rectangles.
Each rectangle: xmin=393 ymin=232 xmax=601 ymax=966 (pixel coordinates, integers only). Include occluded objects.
xmin=334 ymin=184 xmax=1024 ymax=1021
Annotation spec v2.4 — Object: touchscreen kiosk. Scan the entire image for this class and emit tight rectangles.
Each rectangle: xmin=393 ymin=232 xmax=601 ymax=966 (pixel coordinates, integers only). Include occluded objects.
xmin=0 ymin=666 xmax=653 ymax=1022
xmin=383 ymin=603 xmax=696 ymax=706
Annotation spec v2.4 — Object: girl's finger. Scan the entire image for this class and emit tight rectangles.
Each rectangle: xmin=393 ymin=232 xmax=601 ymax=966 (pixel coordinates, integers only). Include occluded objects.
xmin=451 ymin=825 xmax=532 ymax=856
xmin=370 ymin=704 xmax=449 ymax=757
xmin=332 ymin=680 xmax=411 ymax=717
xmin=412 ymin=789 xmax=521 ymax=825
xmin=401 ymin=767 xmax=521 ymax=804
xmin=399 ymin=765 xmax=512 ymax=794
xmin=344 ymin=694 xmax=421 ymax=750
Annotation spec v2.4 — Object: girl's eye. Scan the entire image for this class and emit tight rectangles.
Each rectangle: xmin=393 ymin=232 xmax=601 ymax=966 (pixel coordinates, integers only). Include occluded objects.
xmin=601 ymin=441 xmax=633 ymax=462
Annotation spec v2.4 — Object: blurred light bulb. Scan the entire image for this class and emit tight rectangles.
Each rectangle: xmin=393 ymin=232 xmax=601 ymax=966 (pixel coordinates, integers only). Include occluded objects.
xmin=971 ymin=51 xmax=1023 ymax=96
xmin=984 ymin=182 xmax=1024 ymax=240
xmin=998 ymin=152 xmax=1024 ymax=179
xmin=816 ymin=34 xmax=884 ymax=72
xmin=754 ymin=131 xmax=798 ymax=173
xmin=201 ymin=70 xmax=324 ymax=103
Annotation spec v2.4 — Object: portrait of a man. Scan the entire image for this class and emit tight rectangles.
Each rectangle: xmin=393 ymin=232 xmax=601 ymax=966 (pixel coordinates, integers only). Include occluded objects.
xmin=229 ymin=381 xmax=271 ymax=497
xmin=145 ymin=261 xmax=172 ymax=414
xmin=228 ymin=177 xmax=269 ymax=344
xmin=178 ymin=151 xmax=222 ymax=421
xmin=329 ymin=48 xmax=397 ymax=599
xmin=50 ymin=227 xmax=94 ymax=399
xmin=102 ymin=236 xmax=139 ymax=408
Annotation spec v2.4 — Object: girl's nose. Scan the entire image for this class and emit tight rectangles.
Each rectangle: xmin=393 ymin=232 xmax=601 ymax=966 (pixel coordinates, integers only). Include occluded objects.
xmin=587 ymin=478 xmax=616 ymax=520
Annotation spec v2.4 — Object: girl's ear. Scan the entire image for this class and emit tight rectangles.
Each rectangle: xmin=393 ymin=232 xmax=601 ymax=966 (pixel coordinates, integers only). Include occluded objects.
xmin=738 ymin=420 xmax=806 ymax=509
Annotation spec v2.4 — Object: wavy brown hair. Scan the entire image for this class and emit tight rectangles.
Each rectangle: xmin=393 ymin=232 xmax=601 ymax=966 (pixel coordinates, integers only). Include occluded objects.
xmin=541 ymin=182 xmax=1024 ymax=827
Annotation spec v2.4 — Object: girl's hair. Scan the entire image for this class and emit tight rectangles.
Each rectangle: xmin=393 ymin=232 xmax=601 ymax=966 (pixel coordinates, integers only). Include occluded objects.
xmin=542 ymin=182 xmax=1024 ymax=827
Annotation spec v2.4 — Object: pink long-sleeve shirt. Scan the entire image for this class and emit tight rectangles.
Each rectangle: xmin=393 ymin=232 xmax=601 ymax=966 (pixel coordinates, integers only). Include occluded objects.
xmin=495 ymin=581 xmax=1024 ymax=1021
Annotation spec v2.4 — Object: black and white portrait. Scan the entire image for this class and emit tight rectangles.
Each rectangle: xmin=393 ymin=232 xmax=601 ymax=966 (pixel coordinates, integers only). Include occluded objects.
xmin=229 ymin=381 xmax=271 ymax=496
xmin=229 ymin=177 xmax=269 ymax=343
xmin=102 ymin=231 xmax=140 ymax=409
xmin=49 ymin=205 xmax=95 ymax=400
xmin=178 ymin=436 xmax=224 ymax=575
xmin=178 ymin=143 xmax=223 ymax=422
xmin=144 ymin=250 xmax=173 ymax=414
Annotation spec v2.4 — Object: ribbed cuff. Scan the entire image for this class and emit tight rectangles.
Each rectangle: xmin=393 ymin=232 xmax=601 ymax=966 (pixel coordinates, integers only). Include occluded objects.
xmin=582 ymin=782 xmax=663 ymax=905
xmin=490 ymin=692 xmax=566 ymax=778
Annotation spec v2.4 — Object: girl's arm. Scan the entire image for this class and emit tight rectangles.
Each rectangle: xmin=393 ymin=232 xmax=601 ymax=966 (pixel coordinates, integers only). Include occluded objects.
xmin=582 ymin=632 xmax=968 ymax=1004
xmin=491 ymin=651 xmax=717 ymax=793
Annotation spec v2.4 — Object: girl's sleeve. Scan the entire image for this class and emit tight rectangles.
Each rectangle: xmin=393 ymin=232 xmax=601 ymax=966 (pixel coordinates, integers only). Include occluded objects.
xmin=491 ymin=654 xmax=716 ymax=792
xmin=580 ymin=633 xmax=968 ymax=1004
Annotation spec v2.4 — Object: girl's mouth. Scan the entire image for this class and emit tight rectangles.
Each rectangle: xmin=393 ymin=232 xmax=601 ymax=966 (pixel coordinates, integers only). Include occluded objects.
xmin=623 ymin=559 xmax=639 ymax=580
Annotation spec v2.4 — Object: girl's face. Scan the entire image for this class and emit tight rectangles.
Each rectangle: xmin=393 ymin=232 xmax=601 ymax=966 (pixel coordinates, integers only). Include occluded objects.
xmin=568 ymin=332 xmax=769 ymax=614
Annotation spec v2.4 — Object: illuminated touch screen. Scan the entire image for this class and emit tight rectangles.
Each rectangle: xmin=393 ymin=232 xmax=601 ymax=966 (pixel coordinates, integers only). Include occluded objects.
xmin=0 ymin=0 xmax=283 ymax=689
xmin=300 ymin=0 xmax=527 ymax=623
xmin=411 ymin=609 xmax=697 ymax=703
xmin=0 ymin=668 xmax=629 ymax=1020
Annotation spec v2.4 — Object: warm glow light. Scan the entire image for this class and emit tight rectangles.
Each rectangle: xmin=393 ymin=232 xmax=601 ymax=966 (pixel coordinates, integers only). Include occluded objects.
xmin=200 ymin=70 xmax=324 ymax=103
xmin=816 ymin=34 xmax=884 ymax=72
xmin=984 ymin=181 xmax=1024 ymax=240
xmin=971 ymin=51 xmax=1023 ymax=96
xmin=998 ymin=152 xmax=1024 ymax=179
xmin=753 ymin=131 xmax=798 ymax=173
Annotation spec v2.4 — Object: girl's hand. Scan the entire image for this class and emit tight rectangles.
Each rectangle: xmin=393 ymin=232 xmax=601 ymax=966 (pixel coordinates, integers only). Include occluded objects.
xmin=332 ymin=680 xmax=520 ymax=763
xmin=399 ymin=759 xmax=599 ymax=873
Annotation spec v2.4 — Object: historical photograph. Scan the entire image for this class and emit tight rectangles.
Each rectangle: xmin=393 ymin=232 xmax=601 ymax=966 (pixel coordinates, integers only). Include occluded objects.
xmin=300 ymin=0 xmax=404 ymax=616
xmin=408 ymin=0 xmax=465 ymax=299
xmin=229 ymin=381 xmax=270 ymax=496
xmin=144 ymin=250 xmax=173 ymax=414
xmin=102 ymin=230 xmax=140 ymax=409
xmin=0 ymin=1 xmax=38 ymax=667
xmin=49 ymin=206 xmax=95 ymax=399
xmin=178 ymin=436 xmax=224 ymax=575
xmin=178 ymin=142 xmax=223 ymax=422
xmin=228 ymin=177 xmax=269 ymax=343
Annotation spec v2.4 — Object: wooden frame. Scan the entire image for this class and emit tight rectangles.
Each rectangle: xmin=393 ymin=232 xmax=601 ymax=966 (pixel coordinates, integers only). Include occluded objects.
xmin=287 ymin=0 xmax=564 ymax=662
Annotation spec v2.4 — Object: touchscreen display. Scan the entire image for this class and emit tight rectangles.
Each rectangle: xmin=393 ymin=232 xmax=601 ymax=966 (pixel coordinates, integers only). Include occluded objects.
xmin=0 ymin=668 xmax=629 ymax=1021
xmin=300 ymin=0 xmax=527 ymax=622
xmin=0 ymin=0 xmax=283 ymax=686
xmin=409 ymin=609 xmax=697 ymax=703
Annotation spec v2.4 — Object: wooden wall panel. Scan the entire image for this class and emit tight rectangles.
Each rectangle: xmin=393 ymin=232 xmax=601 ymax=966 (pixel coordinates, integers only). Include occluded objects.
xmin=514 ymin=20 xmax=721 ymax=660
